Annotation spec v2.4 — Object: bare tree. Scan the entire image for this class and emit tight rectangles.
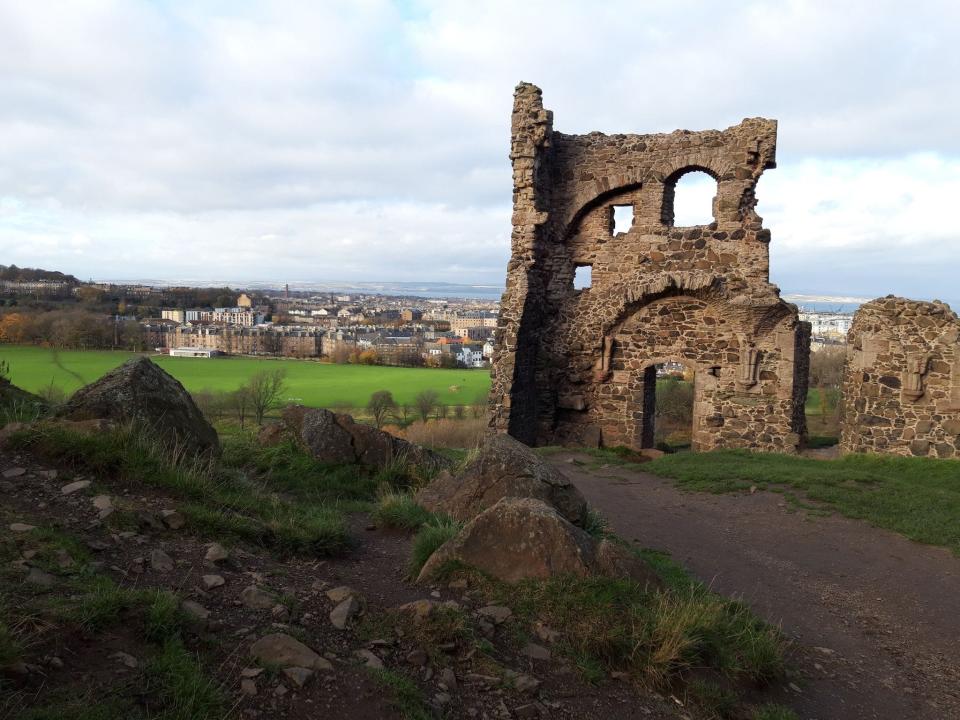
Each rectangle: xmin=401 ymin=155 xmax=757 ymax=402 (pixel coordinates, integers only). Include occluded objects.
xmin=453 ymin=404 xmax=465 ymax=420
xmin=367 ymin=390 xmax=397 ymax=429
xmin=413 ymin=389 xmax=439 ymax=423
xmin=229 ymin=386 xmax=252 ymax=429
xmin=246 ymin=368 xmax=287 ymax=425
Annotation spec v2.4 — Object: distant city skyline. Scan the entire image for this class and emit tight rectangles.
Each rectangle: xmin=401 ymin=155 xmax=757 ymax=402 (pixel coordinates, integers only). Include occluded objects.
xmin=2 ymin=2 xmax=959 ymax=305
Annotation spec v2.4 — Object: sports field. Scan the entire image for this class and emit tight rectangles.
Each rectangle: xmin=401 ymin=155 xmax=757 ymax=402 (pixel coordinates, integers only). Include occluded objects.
xmin=0 ymin=345 xmax=491 ymax=408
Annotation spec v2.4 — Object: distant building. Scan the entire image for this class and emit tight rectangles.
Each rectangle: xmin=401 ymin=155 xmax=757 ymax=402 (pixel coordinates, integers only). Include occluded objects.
xmin=161 ymin=309 xmax=185 ymax=323
xmin=169 ymin=347 xmax=223 ymax=358
xmin=799 ymin=310 xmax=854 ymax=339
xmin=237 ymin=293 xmax=253 ymax=308
xmin=457 ymin=343 xmax=486 ymax=368
xmin=401 ymin=309 xmax=423 ymax=323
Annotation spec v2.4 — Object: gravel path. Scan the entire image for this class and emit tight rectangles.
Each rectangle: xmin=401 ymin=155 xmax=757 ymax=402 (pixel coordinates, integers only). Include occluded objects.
xmin=549 ymin=454 xmax=960 ymax=720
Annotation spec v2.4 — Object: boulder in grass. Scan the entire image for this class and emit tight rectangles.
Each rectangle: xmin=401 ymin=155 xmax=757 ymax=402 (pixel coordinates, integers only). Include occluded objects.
xmin=417 ymin=497 xmax=662 ymax=590
xmin=56 ymin=357 xmax=219 ymax=458
xmin=416 ymin=434 xmax=588 ymax=526
xmin=275 ymin=405 xmax=452 ymax=472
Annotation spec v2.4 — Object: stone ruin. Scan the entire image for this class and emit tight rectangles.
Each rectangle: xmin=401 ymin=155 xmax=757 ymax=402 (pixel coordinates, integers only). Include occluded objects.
xmin=490 ymin=82 xmax=810 ymax=453
xmin=841 ymin=296 xmax=960 ymax=458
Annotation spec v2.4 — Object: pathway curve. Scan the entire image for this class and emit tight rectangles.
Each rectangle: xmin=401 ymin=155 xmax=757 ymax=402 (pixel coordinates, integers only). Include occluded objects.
xmin=548 ymin=454 xmax=960 ymax=720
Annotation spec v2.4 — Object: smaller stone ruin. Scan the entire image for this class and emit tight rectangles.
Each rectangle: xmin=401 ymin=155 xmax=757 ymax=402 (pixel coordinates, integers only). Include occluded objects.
xmin=841 ymin=296 xmax=960 ymax=457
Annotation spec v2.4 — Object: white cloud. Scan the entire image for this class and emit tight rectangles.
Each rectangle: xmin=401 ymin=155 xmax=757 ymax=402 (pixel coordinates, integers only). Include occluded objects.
xmin=0 ymin=0 xmax=958 ymax=303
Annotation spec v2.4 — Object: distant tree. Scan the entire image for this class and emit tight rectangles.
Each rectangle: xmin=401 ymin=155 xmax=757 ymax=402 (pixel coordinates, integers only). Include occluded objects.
xmin=246 ymin=368 xmax=287 ymax=425
xmin=397 ymin=403 xmax=413 ymax=425
xmin=228 ymin=386 xmax=252 ymax=429
xmin=453 ymin=404 xmax=465 ymax=420
xmin=414 ymin=389 xmax=439 ymax=423
xmin=437 ymin=403 xmax=449 ymax=420
xmin=358 ymin=349 xmax=378 ymax=365
xmin=0 ymin=359 xmax=9 ymax=382
xmin=809 ymin=347 xmax=845 ymax=389
xmin=367 ymin=390 xmax=397 ymax=429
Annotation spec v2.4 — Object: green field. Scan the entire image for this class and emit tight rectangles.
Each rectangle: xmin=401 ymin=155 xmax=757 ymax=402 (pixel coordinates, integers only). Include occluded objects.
xmin=0 ymin=345 xmax=491 ymax=408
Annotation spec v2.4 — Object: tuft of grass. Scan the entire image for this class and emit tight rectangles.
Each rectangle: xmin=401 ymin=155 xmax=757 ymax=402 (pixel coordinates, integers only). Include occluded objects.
xmin=370 ymin=668 xmax=434 ymax=720
xmin=647 ymin=450 xmax=960 ymax=555
xmin=142 ymin=638 xmax=224 ymax=720
xmin=373 ymin=490 xmax=436 ymax=531
xmin=582 ymin=508 xmax=611 ymax=539
xmin=409 ymin=516 xmax=462 ymax=576
xmin=0 ymin=616 xmax=22 ymax=668
xmin=688 ymin=679 xmax=738 ymax=718
xmin=144 ymin=590 xmax=186 ymax=644
xmin=752 ymin=703 xmax=800 ymax=720
xmin=450 ymin=544 xmax=786 ymax=690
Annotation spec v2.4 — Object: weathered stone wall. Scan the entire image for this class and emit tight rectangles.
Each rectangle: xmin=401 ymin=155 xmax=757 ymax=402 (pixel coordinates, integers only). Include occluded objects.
xmin=840 ymin=296 xmax=960 ymax=457
xmin=490 ymin=82 xmax=810 ymax=452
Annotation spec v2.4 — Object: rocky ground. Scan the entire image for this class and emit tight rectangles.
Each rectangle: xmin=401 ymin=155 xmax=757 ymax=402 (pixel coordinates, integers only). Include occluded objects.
xmin=0 ymin=447 xmax=696 ymax=720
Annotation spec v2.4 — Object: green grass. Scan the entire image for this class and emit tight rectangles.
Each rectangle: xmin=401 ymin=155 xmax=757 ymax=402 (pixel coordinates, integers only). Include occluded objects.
xmin=409 ymin=516 xmax=462 ymax=576
xmin=1 ymin=522 xmax=223 ymax=720
xmin=5 ymin=422 xmax=371 ymax=556
xmin=372 ymin=491 xmax=436 ymax=531
xmin=646 ymin=450 xmax=960 ymax=554
xmin=0 ymin=344 xmax=489 ymax=408
xmin=142 ymin=638 xmax=224 ymax=720
xmin=437 ymin=552 xmax=785 ymax=690
xmin=369 ymin=668 xmax=435 ymax=720
xmin=752 ymin=703 xmax=800 ymax=720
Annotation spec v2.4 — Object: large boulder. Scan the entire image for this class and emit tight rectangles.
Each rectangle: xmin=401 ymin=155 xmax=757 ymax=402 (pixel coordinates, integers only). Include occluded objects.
xmin=272 ymin=405 xmax=451 ymax=471
xmin=417 ymin=497 xmax=662 ymax=590
xmin=56 ymin=357 xmax=219 ymax=457
xmin=416 ymin=434 xmax=587 ymax=525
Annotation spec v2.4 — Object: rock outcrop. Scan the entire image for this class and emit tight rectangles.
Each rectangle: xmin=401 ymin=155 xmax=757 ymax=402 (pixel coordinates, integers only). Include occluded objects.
xmin=417 ymin=497 xmax=661 ymax=590
xmin=56 ymin=357 xmax=219 ymax=457
xmin=416 ymin=434 xmax=587 ymax=525
xmin=261 ymin=405 xmax=451 ymax=471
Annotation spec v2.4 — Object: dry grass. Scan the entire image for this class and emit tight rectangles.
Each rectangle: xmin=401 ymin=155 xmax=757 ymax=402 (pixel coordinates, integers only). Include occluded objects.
xmin=389 ymin=418 xmax=486 ymax=450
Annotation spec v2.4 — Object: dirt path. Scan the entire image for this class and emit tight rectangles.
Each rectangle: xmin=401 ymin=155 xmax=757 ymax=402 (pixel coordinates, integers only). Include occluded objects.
xmin=548 ymin=454 xmax=960 ymax=720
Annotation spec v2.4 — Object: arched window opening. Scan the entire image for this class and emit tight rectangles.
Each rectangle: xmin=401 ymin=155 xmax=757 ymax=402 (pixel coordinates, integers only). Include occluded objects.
xmin=662 ymin=170 xmax=717 ymax=226
xmin=642 ymin=362 xmax=695 ymax=451
xmin=573 ymin=264 xmax=592 ymax=290
xmin=611 ymin=205 xmax=634 ymax=235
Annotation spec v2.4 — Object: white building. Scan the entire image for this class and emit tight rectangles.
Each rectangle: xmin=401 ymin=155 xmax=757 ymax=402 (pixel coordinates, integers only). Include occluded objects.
xmin=457 ymin=344 xmax=486 ymax=368
xmin=169 ymin=347 xmax=223 ymax=358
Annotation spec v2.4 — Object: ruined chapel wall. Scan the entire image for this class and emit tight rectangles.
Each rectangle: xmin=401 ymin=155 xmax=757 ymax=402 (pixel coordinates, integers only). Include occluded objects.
xmin=491 ymin=82 xmax=810 ymax=453
xmin=488 ymin=83 xmax=553 ymax=442
xmin=840 ymin=297 xmax=960 ymax=458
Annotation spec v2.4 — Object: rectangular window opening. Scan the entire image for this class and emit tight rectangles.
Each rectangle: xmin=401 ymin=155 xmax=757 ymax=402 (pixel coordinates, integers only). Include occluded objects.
xmin=612 ymin=205 xmax=634 ymax=235
xmin=573 ymin=264 xmax=592 ymax=290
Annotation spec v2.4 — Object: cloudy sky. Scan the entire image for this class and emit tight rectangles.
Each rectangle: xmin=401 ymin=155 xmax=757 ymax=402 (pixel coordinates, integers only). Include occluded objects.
xmin=1 ymin=0 xmax=958 ymax=303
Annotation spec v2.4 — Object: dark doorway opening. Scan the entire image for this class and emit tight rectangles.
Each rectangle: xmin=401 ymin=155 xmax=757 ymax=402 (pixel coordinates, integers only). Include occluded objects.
xmin=642 ymin=362 xmax=695 ymax=451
